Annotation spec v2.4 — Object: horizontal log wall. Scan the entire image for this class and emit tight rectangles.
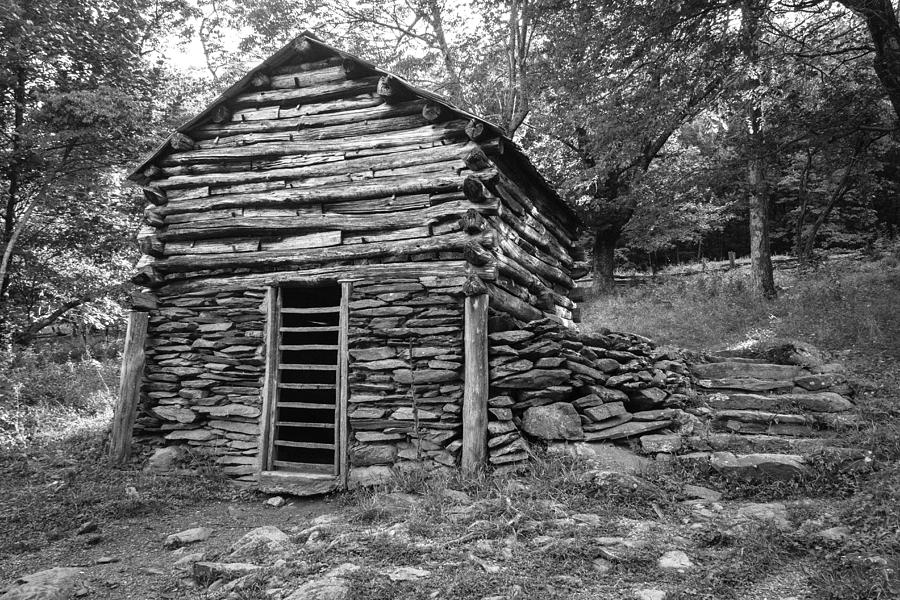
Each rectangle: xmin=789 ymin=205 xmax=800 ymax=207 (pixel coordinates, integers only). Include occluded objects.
xmin=346 ymin=276 xmax=466 ymax=480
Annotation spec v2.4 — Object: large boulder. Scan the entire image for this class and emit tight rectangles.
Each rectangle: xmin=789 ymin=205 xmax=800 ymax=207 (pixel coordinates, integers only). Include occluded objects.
xmin=0 ymin=567 xmax=81 ymax=600
xmin=522 ymin=402 xmax=584 ymax=441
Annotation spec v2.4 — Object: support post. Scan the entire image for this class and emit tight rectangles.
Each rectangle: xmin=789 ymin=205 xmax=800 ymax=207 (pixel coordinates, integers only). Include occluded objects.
xmin=259 ymin=286 xmax=280 ymax=473
xmin=462 ymin=276 xmax=489 ymax=474
xmin=728 ymin=251 xmax=736 ymax=269
xmin=338 ymin=281 xmax=352 ymax=488
xmin=109 ymin=311 xmax=149 ymax=465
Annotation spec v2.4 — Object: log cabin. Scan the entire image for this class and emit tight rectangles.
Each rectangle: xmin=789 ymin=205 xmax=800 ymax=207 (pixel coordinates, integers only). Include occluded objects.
xmin=113 ymin=31 xmax=673 ymax=496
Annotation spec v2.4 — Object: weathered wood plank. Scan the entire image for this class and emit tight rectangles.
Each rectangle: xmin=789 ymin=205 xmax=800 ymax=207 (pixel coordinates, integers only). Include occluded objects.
xmin=338 ymin=281 xmax=351 ymax=488
xmin=232 ymin=76 xmax=379 ymax=108
xmin=463 ymin=284 xmax=489 ymax=474
xmin=108 ymin=311 xmax=149 ymax=465
xmin=158 ymin=200 xmax=498 ymax=242
xmin=229 ymin=94 xmax=382 ymax=123
xmin=155 ymin=141 xmax=475 ymax=190
xmin=158 ymin=121 xmax=468 ymax=166
xmin=260 ymin=287 xmax=279 ymax=472
xmin=194 ymin=100 xmax=423 ymax=139
xmin=268 ymin=65 xmax=347 ymax=89
xmin=154 ymin=171 xmax=494 ymax=217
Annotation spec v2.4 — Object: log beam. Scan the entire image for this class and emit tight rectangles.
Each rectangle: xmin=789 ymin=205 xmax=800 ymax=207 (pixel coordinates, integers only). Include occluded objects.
xmin=108 ymin=311 xmax=149 ymax=465
xmin=463 ymin=279 xmax=489 ymax=474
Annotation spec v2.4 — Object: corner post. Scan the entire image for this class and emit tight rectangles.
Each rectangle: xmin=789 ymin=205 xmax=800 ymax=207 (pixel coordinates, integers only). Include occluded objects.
xmin=462 ymin=276 xmax=489 ymax=474
xmin=109 ymin=311 xmax=149 ymax=465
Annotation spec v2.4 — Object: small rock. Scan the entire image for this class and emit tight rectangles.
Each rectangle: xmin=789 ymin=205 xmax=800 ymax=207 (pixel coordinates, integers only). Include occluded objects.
xmin=324 ymin=564 xmax=360 ymax=578
xmin=592 ymin=558 xmax=614 ymax=574
xmin=815 ymin=526 xmax=851 ymax=542
xmin=75 ymin=521 xmax=98 ymax=535
xmin=145 ymin=446 xmax=186 ymax=473
xmin=82 ymin=534 xmax=102 ymax=546
xmin=385 ymin=566 xmax=431 ymax=581
xmin=192 ymin=562 xmax=260 ymax=582
xmin=284 ymin=577 xmax=350 ymax=600
xmin=733 ymin=502 xmax=791 ymax=531
xmin=441 ymin=488 xmax=471 ymax=503
xmin=95 ymin=556 xmax=118 ymax=564
xmin=635 ymin=590 xmax=667 ymax=600
xmin=682 ymin=484 xmax=722 ymax=502
xmin=173 ymin=552 xmax=205 ymax=572
xmin=641 ymin=434 xmax=682 ymax=454
xmin=265 ymin=496 xmax=285 ymax=508
xmin=658 ymin=550 xmax=693 ymax=570
xmin=165 ymin=527 xmax=212 ymax=548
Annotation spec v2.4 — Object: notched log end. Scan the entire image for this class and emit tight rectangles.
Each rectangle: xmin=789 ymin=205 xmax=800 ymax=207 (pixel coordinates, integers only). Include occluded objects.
xmin=459 ymin=208 xmax=485 ymax=233
xmin=377 ymin=75 xmax=411 ymax=102
xmin=465 ymin=119 xmax=488 ymax=141
xmin=169 ymin=132 xmax=195 ymax=152
xmin=464 ymin=148 xmax=492 ymax=171
xmin=463 ymin=275 xmax=488 ymax=297
xmin=463 ymin=175 xmax=488 ymax=203
xmin=251 ymin=73 xmax=271 ymax=89
xmin=342 ymin=58 xmax=370 ymax=79
xmin=142 ymin=186 xmax=167 ymax=207
xmin=422 ymin=102 xmax=446 ymax=123
xmin=211 ymin=105 xmax=232 ymax=124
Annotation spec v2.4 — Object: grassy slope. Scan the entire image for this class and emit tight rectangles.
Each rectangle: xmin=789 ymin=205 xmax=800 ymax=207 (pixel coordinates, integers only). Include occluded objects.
xmin=1 ymin=256 xmax=898 ymax=599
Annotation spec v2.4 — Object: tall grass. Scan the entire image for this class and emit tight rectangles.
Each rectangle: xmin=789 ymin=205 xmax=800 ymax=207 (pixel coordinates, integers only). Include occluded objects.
xmin=0 ymin=340 xmax=120 ymax=451
xmin=582 ymin=257 xmax=900 ymax=355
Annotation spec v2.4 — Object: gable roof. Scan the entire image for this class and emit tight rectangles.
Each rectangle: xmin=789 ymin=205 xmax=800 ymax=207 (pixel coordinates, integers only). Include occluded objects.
xmin=128 ymin=31 xmax=576 ymax=224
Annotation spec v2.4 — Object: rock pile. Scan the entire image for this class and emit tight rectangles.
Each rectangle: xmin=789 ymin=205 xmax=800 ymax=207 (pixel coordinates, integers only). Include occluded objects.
xmin=486 ymin=314 xmax=694 ymax=471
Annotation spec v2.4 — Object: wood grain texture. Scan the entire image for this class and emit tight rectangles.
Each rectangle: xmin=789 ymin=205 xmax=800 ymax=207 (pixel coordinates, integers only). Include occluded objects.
xmin=108 ymin=311 xmax=149 ymax=465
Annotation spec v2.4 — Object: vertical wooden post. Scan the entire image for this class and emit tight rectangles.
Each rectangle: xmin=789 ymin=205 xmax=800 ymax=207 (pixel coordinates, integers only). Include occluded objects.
xmin=109 ymin=311 xmax=149 ymax=465
xmin=338 ymin=281 xmax=352 ymax=488
xmin=259 ymin=286 xmax=280 ymax=473
xmin=462 ymin=276 xmax=489 ymax=474
xmin=728 ymin=251 xmax=736 ymax=269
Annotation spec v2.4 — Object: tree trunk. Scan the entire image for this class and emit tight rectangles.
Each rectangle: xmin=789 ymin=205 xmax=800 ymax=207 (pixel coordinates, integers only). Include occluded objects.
xmin=742 ymin=0 xmax=776 ymax=299
xmin=838 ymin=0 xmax=900 ymax=122
xmin=591 ymin=229 xmax=618 ymax=295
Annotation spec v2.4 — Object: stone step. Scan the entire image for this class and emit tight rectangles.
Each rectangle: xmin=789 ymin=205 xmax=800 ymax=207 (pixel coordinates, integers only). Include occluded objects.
xmin=691 ymin=361 xmax=805 ymax=381
xmin=705 ymin=355 xmax=771 ymax=364
xmin=697 ymin=378 xmax=794 ymax=393
xmin=688 ymin=451 xmax=808 ymax=481
xmin=711 ymin=408 xmax=858 ymax=429
xmin=684 ymin=433 xmax=843 ymax=455
xmin=704 ymin=391 xmax=853 ymax=413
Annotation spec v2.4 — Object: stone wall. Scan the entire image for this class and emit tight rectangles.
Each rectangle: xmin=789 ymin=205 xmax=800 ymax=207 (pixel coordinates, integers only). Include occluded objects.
xmin=345 ymin=276 xmax=466 ymax=486
xmin=486 ymin=313 xmax=694 ymax=472
xmin=135 ymin=287 xmax=267 ymax=482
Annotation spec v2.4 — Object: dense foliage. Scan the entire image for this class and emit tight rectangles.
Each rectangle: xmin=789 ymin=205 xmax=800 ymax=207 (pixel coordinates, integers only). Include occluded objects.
xmin=0 ymin=0 xmax=898 ymax=339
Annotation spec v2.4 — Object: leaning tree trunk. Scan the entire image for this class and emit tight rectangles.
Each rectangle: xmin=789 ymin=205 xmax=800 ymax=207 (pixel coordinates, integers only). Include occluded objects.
xmin=591 ymin=229 xmax=618 ymax=295
xmin=838 ymin=0 xmax=900 ymax=122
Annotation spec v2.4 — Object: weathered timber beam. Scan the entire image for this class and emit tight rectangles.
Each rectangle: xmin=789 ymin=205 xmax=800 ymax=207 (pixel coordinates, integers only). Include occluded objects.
xmin=153 ymin=231 xmax=495 ymax=274
xmin=490 ymin=248 xmax=575 ymax=309
xmin=491 ymin=179 xmax=576 ymax=249
xmin=493 ymin=160 xmax=579 ymax=233
xmin=153 ymin=170 xmax=496 ymax=217
xmin=157 ymin=261 xmax=494 ymax=294
xmin=158 ymin=120 xmax=468 ymax=165
xmin=139 ymin=234 xmax=165 ymax=258
xmin=143 ymin=206 xmax=164 ymax=227
xmin=272 ymin=56 xmax=343 ymax=75
xmin=230 ymin=95 xmax=382 ymax=124
xmin=495 ymin=202 xmax=573 ymax=267
xmin=486 ymin=282 xmax=543 ymax=322
xmin=463 ymin=279 xmax=489 ymax=474
xmin=268 ymin=65 xmax=346 ymax=89
xmin=108 ymin=311 xmax=148 ymax=465
xmin=191 ymin=114 xmax=429 ymax=150
xmin=463 ymin=148 xmax=493 ymax=171
xmin=192 ymin=100 xmax=421 ymax=139
xmin=463 ymin=175 xmax=490 ymax=203
xmin=491 ymin=220 xmax=575 ymax=287
xmin=155 ymin=141 xmax=476 ymax=190
xmin=231 ymin=77 xmax=379 ymax=108
xmin=143 ymin=165 xmax=162 ymax=180
xmin=158 ymin=200 xmax=500 ymax=242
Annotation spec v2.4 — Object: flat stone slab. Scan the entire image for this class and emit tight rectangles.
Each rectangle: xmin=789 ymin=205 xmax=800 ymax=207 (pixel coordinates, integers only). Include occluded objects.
xmin=698 ymin=378 xmax=794 ymax=393
xmin=584 ymin=419 xmax=671 ymax=441
xmin=523 ymin=402 xmax=584 ymax=441
xmin=709 ymin=392 xmax=853 ymax=413
xmin=0 ymin=567 xmax=81 ymax=600
xmin=692 ymin=361 xmax=804 ymax=381
xmin=709 ymin=451 xmax=807 ymax=481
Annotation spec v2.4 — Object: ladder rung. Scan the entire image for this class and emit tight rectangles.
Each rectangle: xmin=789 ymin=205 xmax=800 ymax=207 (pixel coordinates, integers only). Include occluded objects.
xmin=273 ymin=460 xmax=334 ymax=474
xmin=278 ymin=383 xmax=335 ymax=390
xmin=280 ymin=344 xmax=338 ymax=351
xmin=278 ymin=364 xmax=337 ymax=371
xmin=276 ymin=421 xmax=335 ymax=429
xmin=280 ymin=326 xmax=339 ymax=333
xmin=280 ymin=307 xmax=339 ymax=314
xmin=276 ymin=402 xmax=336 ymax=409
xmin=273 ymin=440 xmax=334 ymax=449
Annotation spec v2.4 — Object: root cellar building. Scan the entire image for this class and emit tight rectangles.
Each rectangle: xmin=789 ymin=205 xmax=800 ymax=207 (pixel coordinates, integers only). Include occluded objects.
xmin=117 ymin=32 xmax=688 ymax=495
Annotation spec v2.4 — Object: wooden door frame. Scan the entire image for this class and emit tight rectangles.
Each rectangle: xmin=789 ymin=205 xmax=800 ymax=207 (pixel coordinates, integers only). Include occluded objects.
xmin=257 ymin=281 xmax=352 ymax=491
